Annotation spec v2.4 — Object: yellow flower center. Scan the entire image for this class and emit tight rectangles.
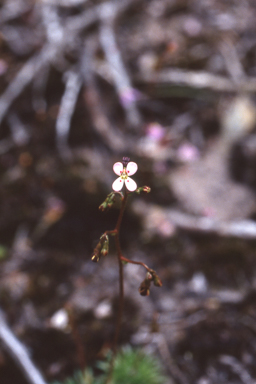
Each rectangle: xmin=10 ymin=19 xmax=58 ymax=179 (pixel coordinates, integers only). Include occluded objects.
xmin=120 ymin=169 xmax=128 ymax=180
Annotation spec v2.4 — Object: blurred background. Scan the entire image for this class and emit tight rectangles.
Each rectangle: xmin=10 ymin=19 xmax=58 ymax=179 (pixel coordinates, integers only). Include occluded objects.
xmin=1 ymin=0 xmax=256 ymax=383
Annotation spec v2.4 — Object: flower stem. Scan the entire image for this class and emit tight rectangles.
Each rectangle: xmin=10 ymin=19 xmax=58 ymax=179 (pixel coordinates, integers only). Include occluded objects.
xmin=113 ymin=191 xmax=128 ymax=352
xmin=120 ymin=256 xmax=152 ymax=272
xmin=105 ymin=192 xmax=128 ymax=384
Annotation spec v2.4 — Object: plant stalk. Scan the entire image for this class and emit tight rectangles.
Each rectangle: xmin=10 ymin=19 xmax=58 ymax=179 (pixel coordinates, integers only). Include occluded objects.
xmin=106 ymin=192 xmax=128 ymax=384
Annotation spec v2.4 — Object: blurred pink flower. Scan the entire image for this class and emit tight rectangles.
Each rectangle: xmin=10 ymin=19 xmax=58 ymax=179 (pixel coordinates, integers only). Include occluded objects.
xmin=146 ymin=122 xmax=165 ymax=141
xmin=177 ymin=143 xmax=200 ymax=162
xmin=120 ymin=87 xmax=142 ymax=107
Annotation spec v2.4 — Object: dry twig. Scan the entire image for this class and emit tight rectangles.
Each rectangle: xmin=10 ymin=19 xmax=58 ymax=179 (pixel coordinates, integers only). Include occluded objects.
xmin=98 ymin=2 xmax=142 ymax=129
xmin=0 ymin=44 xmax=57 ymax=126
xmin=166 ymin=209 xmax=256 ymax=239
xmin=0 ymin=309 xmax=48 ymax=384
xmin=41 ymin=0 xmax=88 ymax=6
xmin=219 ymin=38 xmax=245 ymax=85
xmin=0 ymin=0 xmax=32 ymax=24
xmin=133 ymin=201 xmax=256 ymax=240
xmin=138 ymin=68 xmax=256 ymax=93
xmin=7 ymin=112 xmax=30 ymax=146
xmin=56 ymin=69 xmax=82 ymax=154
xmin=219 ymin=355 xmax=255 ymax=384
xmin=65 ymin=0 xmax=140 ymax=34
xmin=81 ymin=37 xmax=127 ymax=151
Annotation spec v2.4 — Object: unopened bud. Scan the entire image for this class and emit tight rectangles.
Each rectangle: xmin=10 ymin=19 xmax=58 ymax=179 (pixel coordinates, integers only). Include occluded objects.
xmin=151 ymin=271 xmax=163 ymax=287
xmin=101 ymin=248 xmax=108 ymax=257
xmin=139 ymin=286 xmax=150 ymax=296
xmin=99 ymin=192 xmax=116 ymax=211
xmin=143 ymin=186 xmax=151 ymax=193
xmin=91 ymin=234 xmax=108 ymax=263
xmin=153 ymin=275 xmax=162 ymax=287
xmin=91 ymin=254 xmax=100 ymax=263
xmin=99 ymin=201 xmax=108 ymax=211
xmin=101 ymin=235 xmax=109 ymax=257
xmin=139 ymin=274 xmax=152 ymax=296
xmin=135 ymin=186 xmax=151 ymax=194
xmin=122 ymin=157 xmax=130 ymax=167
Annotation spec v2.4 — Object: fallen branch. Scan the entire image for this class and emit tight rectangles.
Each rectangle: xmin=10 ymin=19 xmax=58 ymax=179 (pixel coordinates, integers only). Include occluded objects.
xmin=41 ymin=0 xmax=88 ymax=6
xmin=166 ymin=209 xmax=256 ymax=239
xmin=81 ymin=37 xmax=128 ymax=151
xmin=66 ymin=0 xmax=141 ymax=34
xmin=0 ymin=44 xmax=57 ymax=126
xmin=56 ymin=69 xmax=82 ymax=154
xmin=0 ymin=2 xmax=67 ymax=127
xmin=7 ymin=112 xmax=30 ymax=146
xmin=98 ymin=2 xmax=142 ymax=129
xmin=0 ymin=0 xmax=32 ymax=24
xmin=132 ymin=201 xmax=256 ymax=240
xmin=32 ymin=63 xmax=50 ymax=112
xmin=219 ymin=355 xmax=255 ymax=384
xmin=219 ymin=38 xmax=245 ymax=85
xmin=41 ymin=3 xmax=64 ymax=46
xmin=138 ymin=68 xmax=256 ymax=93
xmin=0 ymin=308 xmax=48 ymax=384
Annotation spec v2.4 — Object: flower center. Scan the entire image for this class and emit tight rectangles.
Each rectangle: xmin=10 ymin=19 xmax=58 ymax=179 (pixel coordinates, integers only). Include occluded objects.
xmin=120 ymin=169 xmax=128 ymax=180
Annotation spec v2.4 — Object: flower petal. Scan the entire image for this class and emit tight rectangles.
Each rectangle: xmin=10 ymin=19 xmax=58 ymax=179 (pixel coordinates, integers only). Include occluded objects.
xmin=126 ymin=161 xmax=138 ymax=176
xmin=113 ymin=162 xmax=123 ymax=176
xmin=112 ymin=177 xmax=124 ymax=191
xmin=125 ymin=177 xmax=137 ymax=191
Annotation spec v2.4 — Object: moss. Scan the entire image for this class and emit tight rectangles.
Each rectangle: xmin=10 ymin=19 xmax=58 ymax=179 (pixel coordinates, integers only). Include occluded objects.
xmin=52 ymin=347 xmax=167 ymax=384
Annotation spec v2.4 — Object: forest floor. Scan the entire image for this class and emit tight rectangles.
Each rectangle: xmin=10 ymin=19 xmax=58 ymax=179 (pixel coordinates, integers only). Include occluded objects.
xmin=1 ymin=0 xmax=256 ymax=383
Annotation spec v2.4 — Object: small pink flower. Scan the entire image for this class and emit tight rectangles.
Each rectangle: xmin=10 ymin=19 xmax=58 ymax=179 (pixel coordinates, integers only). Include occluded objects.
xmin=112 ymin=161 xmax=138 ymax=192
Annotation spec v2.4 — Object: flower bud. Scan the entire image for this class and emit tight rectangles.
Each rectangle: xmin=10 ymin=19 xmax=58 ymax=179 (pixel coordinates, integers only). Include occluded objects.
xmin=91 ymin=254 xmax=100 ymax=263
xmin=101 ymin=235 xmax=109 ymax=257
xmin=143 ymin=186 xmax=151 ymax=193
xmin=99 ymin=192 xmax=116 ymax=211
xmin=139 ymin=274 xmax=152 ymax=296
xmin=91 ymin=234 xmax=108 ymax=263
xmin=153 ymin=275 xmax=162 ymax=287
xmin=99 ymin=201 xmax=108 ymax=211
xmin=101 ymin=245 xmax=108 ymax=257
xmin=135 ymin=186 xmax=151 ymax=194
xmin=151 ymin=271 xmax=163 ymax=287
xmin=139 ymin=286 xmax=150 ymax=296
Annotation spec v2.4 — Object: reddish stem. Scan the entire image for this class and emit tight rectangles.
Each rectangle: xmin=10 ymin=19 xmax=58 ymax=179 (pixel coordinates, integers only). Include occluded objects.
xmin=105 ymin=192 xmax=128 ymax=384
xmin=112 ymin=191 xmax=128 ymax=352
xmin=120 ymin=256 xmax=152 ymax=273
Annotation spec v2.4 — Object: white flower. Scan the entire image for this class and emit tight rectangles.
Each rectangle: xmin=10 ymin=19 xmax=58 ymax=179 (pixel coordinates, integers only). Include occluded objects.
xmin=112 ymin=161 xmax=138 ymax=192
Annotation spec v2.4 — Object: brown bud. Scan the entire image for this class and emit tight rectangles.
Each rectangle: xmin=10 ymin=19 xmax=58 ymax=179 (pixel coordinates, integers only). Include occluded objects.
xmin=91 ymin=254 xmax=100 ymax=263
xmin=139 ymin=286 xmax=150 ymax=296
xmin=139 ymin=274 xmax=152 ymax=296
xmin=153 ymin=275 xmax=162 ymax=287
xmin=151 ymin=271 xmax=163 ymax=287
